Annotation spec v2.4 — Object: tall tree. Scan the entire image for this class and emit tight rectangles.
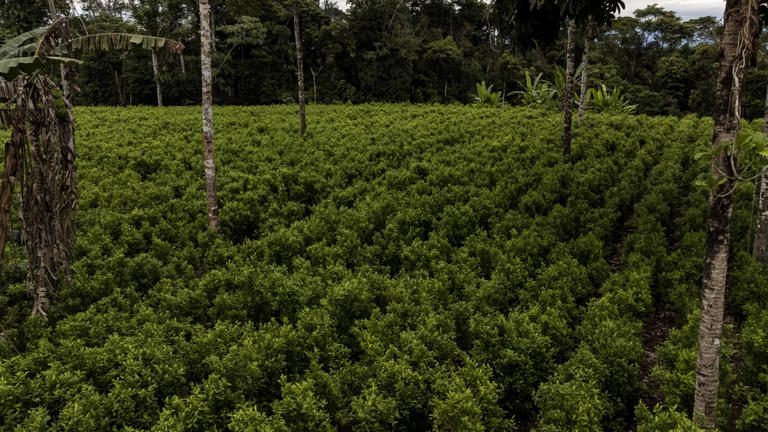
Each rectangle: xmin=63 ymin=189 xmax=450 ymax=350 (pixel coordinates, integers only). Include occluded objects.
xmin=0 ymin=0 xmax=70 ymax=38
xmin=151 ymin=47 xmax=163 ymax=105
xmin=294 ymin=0 xmax=306 ymax=135
xmin=577 ymin=18 xmax=594 ymax=126
xmin=693 ymin=0 xmax=759 ymax=428
xmin=756 ymin=83 xmax=768 ymax=267
xmin=199 ymin=0 xmax=220 ymax=230
xmin=128 ymin=0 xmax=188 ymax=106
xmin=562 ymin=17 xmax=576 ymax=155
xmin=540 ymin=0 xmax=625 ymax=157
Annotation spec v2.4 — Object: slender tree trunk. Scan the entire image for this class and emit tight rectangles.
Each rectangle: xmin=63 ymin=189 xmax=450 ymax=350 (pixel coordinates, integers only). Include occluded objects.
xmin=210 ymin=10 xmax=216 ymax=52
xmin=753 ymin=82 xmax=768 ymax=266
xmin=0 ymin=141 xmax=18 ymax=263
xmin=694 ymin=0 xmax=757 ymax=428
xmin=293 ymin=4 xmax=307 ymax=136
xmin=151 ymin=49 xmax=163 ymax=107
xmin=114 ymin=69 xmax=125 ymax=105
xmin=311 ymin=67 xmax=318 ymax=104
xmin=578 ymin=31 xmax=590 ymax=127
xmin=199 ymin=0 xmax=219 ymax=231
xmin=755 ymin=171 xmax=768 ymax=265
xmin=562 ymin=18 xmax=576 ymax=157
xmin=501 ymin=81 xmax=506 ymax=107
xmin=443 ymin=79 xmax=448 ymax=103
xmin=180 ymin=54 xmax=186 ymax=77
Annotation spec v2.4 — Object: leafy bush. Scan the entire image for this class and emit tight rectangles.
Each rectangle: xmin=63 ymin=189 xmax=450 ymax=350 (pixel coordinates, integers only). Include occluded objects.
xmin=0 ymin=105 xmax=732 ymax=431
xmin=589 ymin=84 xmax=637 ymax=114
xmin=512 ymin=69 xmax=556 ymax=107
xmin=473 ymin=81 xmax=500 ymax=106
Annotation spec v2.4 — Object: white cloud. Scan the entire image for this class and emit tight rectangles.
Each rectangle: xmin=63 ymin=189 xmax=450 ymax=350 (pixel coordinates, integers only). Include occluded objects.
xmin=622 ymin=0 xmax=724 ymax=19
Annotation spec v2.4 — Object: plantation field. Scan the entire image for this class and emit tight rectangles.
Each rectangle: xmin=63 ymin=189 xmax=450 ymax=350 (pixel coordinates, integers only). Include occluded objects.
xmin=1 ymin=105 xmax=768 ymax=431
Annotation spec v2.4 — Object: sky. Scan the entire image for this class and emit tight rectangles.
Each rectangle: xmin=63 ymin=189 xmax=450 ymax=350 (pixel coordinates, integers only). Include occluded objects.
xmin=621 ymin=0 xmax=724 ymax=19
xmin=326 ymin=1 xmax=726 ymax=20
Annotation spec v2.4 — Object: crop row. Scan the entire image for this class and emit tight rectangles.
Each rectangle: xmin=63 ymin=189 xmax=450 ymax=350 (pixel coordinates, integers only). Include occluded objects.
xmin=0 ymin=105 xmax=765 ymax=430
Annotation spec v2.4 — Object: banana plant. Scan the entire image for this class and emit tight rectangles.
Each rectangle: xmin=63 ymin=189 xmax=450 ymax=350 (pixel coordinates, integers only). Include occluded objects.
xmin=474 ymin=81 xmax=500 ymax=106
xmin=511 ymin=69 xmax=556 ymax=107
xmin=587 ymin=84 xmax=636 ymax=114
xmin=0 ymin=17 xmax=184 ymax=84
xmin=0 ymin=18 xmax=184 ymax=317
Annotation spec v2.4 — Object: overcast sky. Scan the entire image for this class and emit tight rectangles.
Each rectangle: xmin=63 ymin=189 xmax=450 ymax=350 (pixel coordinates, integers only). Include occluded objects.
xmin=327 ymin=1 xmax=725 ymax=20
xmin=621 ymin=0 xmax=724 ymax=19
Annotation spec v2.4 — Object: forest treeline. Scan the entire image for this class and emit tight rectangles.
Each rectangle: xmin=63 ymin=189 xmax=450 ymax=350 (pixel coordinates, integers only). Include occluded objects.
xmin=0 ymin=0 xmax=755 ymax=117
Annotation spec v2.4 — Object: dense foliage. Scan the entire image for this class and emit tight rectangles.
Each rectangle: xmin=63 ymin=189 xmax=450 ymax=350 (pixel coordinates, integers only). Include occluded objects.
xmin=1 ymin=105 xmax=766 ymax=430
xmin=4 ymin=1 xmax=762 ymax=119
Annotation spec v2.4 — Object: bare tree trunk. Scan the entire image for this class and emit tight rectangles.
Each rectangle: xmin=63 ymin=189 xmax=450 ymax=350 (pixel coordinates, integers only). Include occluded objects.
xmin=694 ymin=0 xmax=757 ymax=428
xmin=210 ymin=10 xmax=216 ymax=52
xmin=0 ymin=141 xmax=18 ymax=263
xmin=293 ymin=4 xmax=307 ymax=136
xmin=180 ymin=54 xmax=186 ymax=77
xmin=755 ymin=169 xmax=768 ymax=265
xmin=199 ymin=0 xmax=219 ymax=231
xmin=578 ymin=30 xmax=590 ymax=127
xmin=152 ymin=49 xmax=163 ymax=107
xmin=114 ymin=69 xmax=125 ymax=105
xmin=562 ymin=18 xmax=576 ymax=157
xmin=311 ymin=67 xmax=318 ymax=104
xmin=753 ymin=81 xmax=768 ymax=266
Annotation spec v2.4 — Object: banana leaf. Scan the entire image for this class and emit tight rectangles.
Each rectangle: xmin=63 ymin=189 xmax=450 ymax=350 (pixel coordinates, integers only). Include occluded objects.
xmin=62 ymin=33 xmax=184 ymax=55
xmin=0 ymin=27 xmax=48 ymax=59
xmin=0 ymin=56 xmax=81 ymax=80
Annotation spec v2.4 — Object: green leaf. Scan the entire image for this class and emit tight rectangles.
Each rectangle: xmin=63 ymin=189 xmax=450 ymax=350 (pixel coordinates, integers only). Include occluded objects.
xmin=693 ymin=151 xmax=710 ymax=161
xmin=0 ymin=55 xmax=81 ymax=80
xmin=0 ymin=56 xmax=39 ymax=79
xmin=736 ymin=130 xmax=753 ymax=147
xmin=0 ymin=26 xmax=48 ymax=60
xmin=694 ymin=179 xmax=709 ymax=188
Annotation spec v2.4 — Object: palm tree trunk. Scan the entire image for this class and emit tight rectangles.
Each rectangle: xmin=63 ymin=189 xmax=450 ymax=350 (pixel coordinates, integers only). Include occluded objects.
xmin=294 ymin=4 xmax=307 ymax=136
xmin=694 ymin=0 xmax=757 ymax=428
xmin=199 ymin=0 xmax=219 ymax=231
xmin=753 ymin=82 xmax=768 ymax=266
xmin=0 ymin=141 xmax=18 ymax=263
xmin=562 ymin=18 xmax=576 ymax=157
xmin=578 ymin=31 xmax=590 ymax=127
xmin=152 ymin=49 xmax=163 ymax=107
